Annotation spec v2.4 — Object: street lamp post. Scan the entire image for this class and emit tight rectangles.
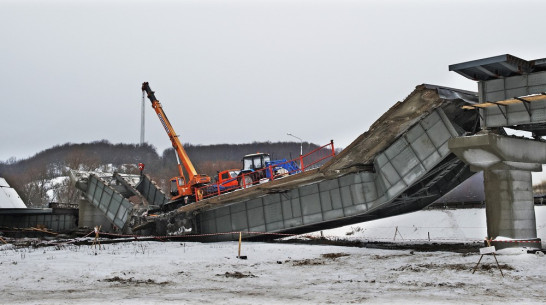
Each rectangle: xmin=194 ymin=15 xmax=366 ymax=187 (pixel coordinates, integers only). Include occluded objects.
xmin=287 ymin=133 xmax=303 ymax=169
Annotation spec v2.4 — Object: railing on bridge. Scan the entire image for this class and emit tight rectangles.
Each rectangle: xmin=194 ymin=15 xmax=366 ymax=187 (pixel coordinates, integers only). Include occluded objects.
xmin=196 ymin=140 xmax=336 ymax=201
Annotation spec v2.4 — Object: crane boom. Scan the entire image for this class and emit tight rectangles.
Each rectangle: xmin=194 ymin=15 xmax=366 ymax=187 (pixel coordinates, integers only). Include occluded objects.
xmin=141 ymin=82 xmax=210 ymax=202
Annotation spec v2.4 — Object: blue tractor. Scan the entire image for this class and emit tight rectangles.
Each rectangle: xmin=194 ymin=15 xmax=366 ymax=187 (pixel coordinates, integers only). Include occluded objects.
xmin=237 ymin=153 xmax=300 ymax=188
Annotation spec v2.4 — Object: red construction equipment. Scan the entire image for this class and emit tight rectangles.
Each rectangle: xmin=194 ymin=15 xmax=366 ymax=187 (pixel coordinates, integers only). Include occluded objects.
xmin=196 ymin=140 xmax=336 ymax=201
xmin=142 ymin=82 xmax=211 ymax=205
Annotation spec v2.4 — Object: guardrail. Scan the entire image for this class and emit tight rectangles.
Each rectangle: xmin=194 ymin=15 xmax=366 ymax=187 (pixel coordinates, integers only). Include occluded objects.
xmin=196 ymin=140 xmax=336 ymax=201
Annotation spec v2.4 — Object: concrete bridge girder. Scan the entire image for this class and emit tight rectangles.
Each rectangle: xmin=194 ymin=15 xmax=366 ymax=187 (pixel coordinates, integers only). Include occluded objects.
xmin=73 ymin=171 xmax=168 ymax=233
xmin=196 ymin=107 xmax=466 ymax=240
xmin=84 ymin=175 xmax=133 ymax=230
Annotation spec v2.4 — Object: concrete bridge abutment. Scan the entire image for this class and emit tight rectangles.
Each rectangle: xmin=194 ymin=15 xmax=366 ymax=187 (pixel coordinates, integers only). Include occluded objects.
xmin=449 ymin=132 xmax=544 ymax=249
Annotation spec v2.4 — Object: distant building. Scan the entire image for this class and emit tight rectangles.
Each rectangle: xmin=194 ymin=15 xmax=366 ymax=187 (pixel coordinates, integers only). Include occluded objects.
xmin=0 ymin=177 xmax=27 ymax=208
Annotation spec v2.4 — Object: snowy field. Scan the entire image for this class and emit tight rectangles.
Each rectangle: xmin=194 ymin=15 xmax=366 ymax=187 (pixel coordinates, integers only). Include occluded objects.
xmin=1 ymin=207 xmax=545 ymax=305
xmin=318 ymin=206 xmax=546 ymax=243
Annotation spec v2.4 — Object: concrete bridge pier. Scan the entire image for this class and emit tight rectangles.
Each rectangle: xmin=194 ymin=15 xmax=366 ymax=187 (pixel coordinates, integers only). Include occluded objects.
xmin=483 ymin=169 xmax=538 ymax=248
xmin=449 ymin=132 xmax=544 ymax=249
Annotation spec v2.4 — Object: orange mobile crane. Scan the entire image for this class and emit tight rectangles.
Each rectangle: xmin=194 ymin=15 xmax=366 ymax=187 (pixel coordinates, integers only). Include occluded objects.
xmin=142 ymin=82 xmax=211 ymax=205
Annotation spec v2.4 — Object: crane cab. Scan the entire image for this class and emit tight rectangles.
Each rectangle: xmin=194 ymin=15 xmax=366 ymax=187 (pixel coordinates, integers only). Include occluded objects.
xmin=170 ymin=177 xmax=184 ymax=197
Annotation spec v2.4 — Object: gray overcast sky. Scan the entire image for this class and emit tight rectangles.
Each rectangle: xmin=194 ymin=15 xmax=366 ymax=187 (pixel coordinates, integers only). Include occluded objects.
xmin=1 ymin=0 xmax=545 ymax=162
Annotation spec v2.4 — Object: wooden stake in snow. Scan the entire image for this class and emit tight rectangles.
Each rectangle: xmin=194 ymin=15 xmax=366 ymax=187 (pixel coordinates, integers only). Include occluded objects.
xmin=92 ymin=225 xmax=102 ymax=254
xmin=237 ymin=232 xmax=247 ymax=259
xmin=472 ymin=238 xmax=504 ymax=277
xmin=393 ymin=226 xmax=404 ymax=241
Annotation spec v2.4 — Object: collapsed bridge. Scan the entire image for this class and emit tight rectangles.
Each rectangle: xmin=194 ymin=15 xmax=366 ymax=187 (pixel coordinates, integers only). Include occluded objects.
xmin=74 ymin=84 xmax=480 ymax=240
xmin=73 ymin=54 xmax=546 ymax=248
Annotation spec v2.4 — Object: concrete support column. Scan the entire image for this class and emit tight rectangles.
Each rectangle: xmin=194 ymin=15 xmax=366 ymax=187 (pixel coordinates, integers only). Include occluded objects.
xmin=449 ymin=132 xmax=544 ymax=249
xmin=483 ymin=169 xmax=538 ymax=247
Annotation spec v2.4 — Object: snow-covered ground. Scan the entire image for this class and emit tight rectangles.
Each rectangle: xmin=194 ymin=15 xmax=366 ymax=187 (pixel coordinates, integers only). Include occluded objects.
xmin=317 ymin=206 xmax=546 ymax=243
xmin=1 ymin=207 xmax=545 ymax=305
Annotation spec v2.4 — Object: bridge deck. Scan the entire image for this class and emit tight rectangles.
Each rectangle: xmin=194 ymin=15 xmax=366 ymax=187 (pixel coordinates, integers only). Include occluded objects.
xmin=76 ymin=84 xmax=480 ymax=239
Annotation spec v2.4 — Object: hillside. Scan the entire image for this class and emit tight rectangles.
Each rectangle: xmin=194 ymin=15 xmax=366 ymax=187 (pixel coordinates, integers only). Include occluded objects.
xmin=0 ymin=140 xmax=334 ymax=206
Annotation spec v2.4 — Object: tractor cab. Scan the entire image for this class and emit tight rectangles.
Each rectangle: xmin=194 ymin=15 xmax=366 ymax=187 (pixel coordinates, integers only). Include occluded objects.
xmin=238 ymin=152 xmax=299 ymax=188
xmin=242 ymin=153 xmax=271 ymax=171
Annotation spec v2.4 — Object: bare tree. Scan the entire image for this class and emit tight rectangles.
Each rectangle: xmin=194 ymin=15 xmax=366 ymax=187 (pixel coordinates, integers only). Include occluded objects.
xmin=17 ymin=164 xmax=53 ymax=207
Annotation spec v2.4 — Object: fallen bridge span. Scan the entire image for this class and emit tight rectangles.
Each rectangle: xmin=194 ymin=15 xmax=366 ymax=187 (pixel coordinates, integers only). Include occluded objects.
xmin=74 ymin=84 xmax=480 ymax=240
